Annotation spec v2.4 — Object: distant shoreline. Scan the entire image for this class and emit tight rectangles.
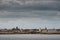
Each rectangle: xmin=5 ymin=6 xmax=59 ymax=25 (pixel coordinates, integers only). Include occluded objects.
xmin=0 ymin=28 xmax=60 ymax=35
xmin=0 ymin=33 xmax=60 ymax=35
xmin=0 ymin=34 xmax=60 ymax=35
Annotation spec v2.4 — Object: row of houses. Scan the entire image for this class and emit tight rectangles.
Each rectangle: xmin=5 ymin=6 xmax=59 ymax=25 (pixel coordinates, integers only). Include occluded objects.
xmin=0 ymin=29 xmax=39 ymax=34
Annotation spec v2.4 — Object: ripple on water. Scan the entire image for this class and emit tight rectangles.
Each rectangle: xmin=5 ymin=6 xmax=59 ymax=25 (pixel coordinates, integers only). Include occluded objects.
xmin=0 ymin=34 xmax=60 ymax=40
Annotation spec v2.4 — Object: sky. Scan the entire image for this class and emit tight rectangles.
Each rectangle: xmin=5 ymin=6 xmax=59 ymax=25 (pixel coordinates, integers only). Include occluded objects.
xmin=0 ymin=0 xmax=60 ymax=29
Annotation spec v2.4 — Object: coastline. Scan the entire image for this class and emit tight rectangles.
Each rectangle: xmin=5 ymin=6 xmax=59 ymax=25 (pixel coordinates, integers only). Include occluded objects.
xmin=0 ymin=32 xmax=60 ymax=35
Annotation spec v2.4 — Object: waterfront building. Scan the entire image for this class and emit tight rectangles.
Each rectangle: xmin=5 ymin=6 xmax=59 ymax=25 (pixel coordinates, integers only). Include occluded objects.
xmin=41 ymin=27 xmax=48 ymax=32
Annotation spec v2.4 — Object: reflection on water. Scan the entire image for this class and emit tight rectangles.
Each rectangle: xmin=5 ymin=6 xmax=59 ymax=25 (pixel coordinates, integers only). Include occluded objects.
xmin=0 ymin=34 xmax=60 ymax=40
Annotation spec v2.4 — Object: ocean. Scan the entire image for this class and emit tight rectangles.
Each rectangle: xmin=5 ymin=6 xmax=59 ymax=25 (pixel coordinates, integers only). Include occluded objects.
xmin=0 ymin=34 xmax=60 ymax=40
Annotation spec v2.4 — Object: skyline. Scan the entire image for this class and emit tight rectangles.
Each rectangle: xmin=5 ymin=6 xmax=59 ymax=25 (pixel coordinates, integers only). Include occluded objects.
xmin=0 ymin=0 xmax=60 ymax=29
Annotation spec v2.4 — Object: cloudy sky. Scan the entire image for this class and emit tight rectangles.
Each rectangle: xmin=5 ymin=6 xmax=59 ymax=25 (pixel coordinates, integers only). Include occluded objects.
xmin=0 ymin=0 xmax=60 ymax=29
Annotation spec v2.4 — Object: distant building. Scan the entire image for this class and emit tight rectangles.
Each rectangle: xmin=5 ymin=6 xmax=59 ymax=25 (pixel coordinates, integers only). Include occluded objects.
xmin=16 ymin=26 xmax=20 ymax=30
xmin=41 ymin=29 xmax=48 ymax=32
xmin=56 ymin=29 xmax=60 ymax=32
xmin=41 ymin=27 xmax=48 ymax=32
xmin=39 ymin=27 xmax=41 ymax=32
xmin=12 ymin=26 xmax=20 ymax=30
xmin=20 ymin=29 xmax=39 ymax=33
xmin=48 ymin=29 xmax=56 ymax=32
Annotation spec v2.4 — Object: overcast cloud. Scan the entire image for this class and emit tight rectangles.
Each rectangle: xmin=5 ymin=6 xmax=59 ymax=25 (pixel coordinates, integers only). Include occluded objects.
xmin=0 ymin=0 xmax=60 ymax=29
xmin=0 ymin=0 xmax=60 ymax=10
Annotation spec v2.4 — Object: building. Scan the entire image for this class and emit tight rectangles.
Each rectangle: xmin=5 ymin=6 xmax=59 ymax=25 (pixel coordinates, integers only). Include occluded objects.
xmin=48 ymin=29 xmax=56 ymax=32
xmin=55 ymin=29 xmax=60 ymax=32
xmin=41 ymin=27 xmax=48 ymax=32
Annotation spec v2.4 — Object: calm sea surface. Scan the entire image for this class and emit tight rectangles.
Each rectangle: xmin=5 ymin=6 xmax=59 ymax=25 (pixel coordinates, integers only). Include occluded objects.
xmin=0 ymin=34 xmax=60 ymax=40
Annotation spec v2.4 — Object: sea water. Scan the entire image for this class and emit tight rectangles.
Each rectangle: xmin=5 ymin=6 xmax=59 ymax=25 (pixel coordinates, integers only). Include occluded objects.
xmin=0 ymin=34 xmax=60 ymax=40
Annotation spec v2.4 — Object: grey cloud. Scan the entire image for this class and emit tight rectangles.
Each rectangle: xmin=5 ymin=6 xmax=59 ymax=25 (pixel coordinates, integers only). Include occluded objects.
xmin=0 ymin=10 xmax=60 ymax=21
xmin=0 ymin=0 xmax=60 ymax=29
xmin=0 ymin=0 xmax=60 ymax=10
xmin=0 ymin=4 xmax=60 ymax=11
xmin=0 ymin=0 xmax=60 ymax=21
